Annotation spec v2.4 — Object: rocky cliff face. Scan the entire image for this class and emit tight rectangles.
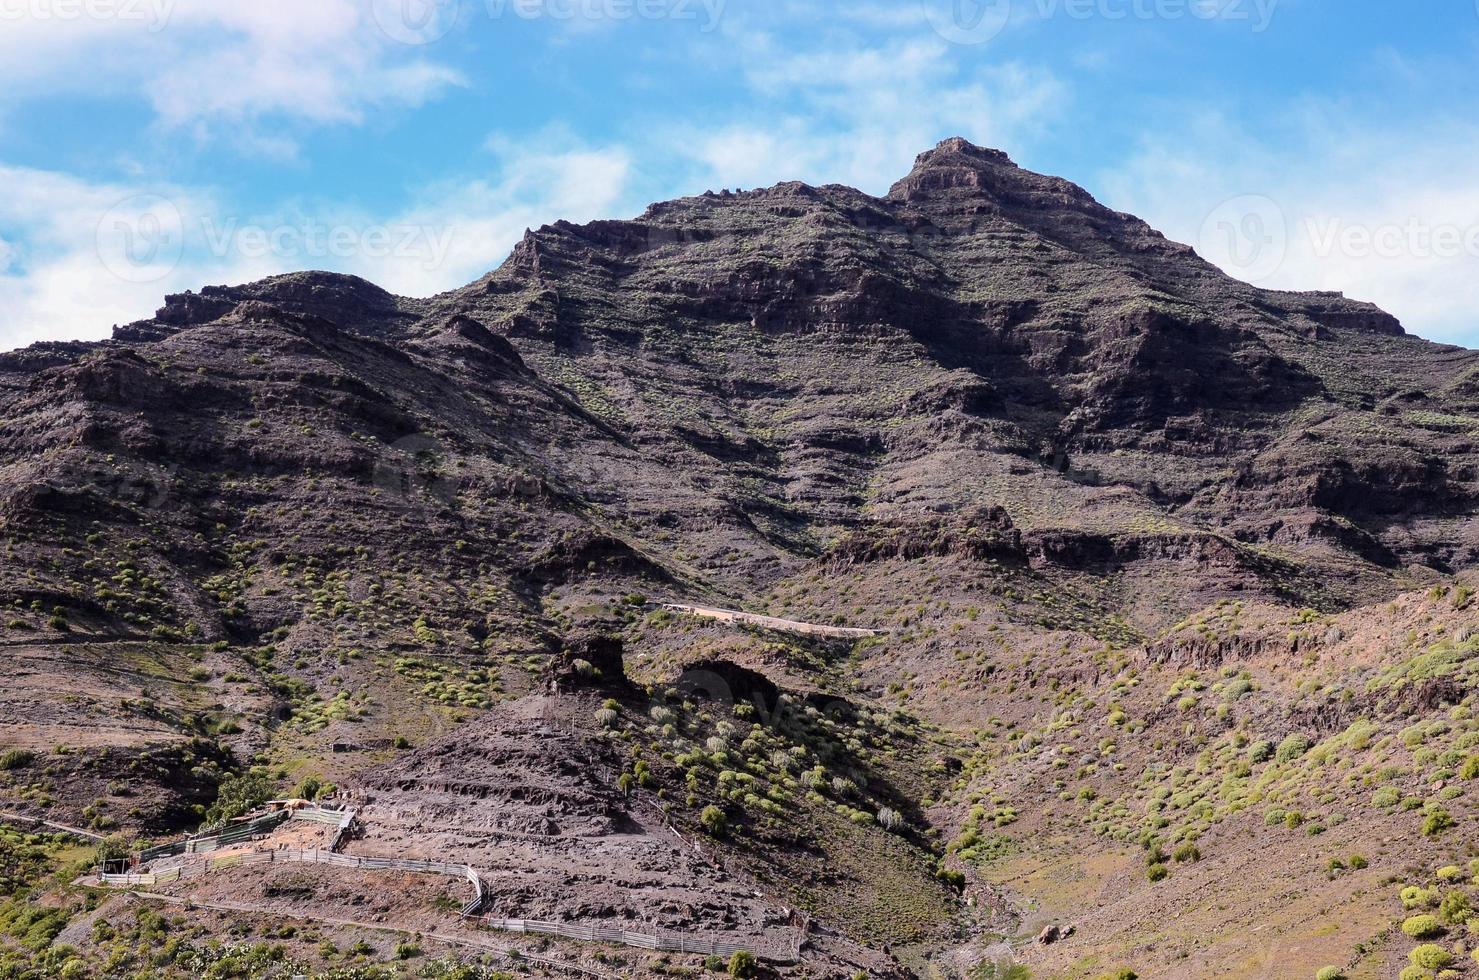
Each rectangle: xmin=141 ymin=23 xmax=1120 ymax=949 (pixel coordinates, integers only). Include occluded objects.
xmin=81 ymin=136 xmax=1466 ymax=586
xmin=2 ymin=139 xmax=1477 ymax=979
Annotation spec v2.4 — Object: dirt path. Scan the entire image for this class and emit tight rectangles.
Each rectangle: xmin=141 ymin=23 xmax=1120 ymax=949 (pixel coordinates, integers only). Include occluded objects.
xmin=0 ymin=809 xmax=105 ymax=841
xmin=661 ymin=603 xmax=881 ymax=639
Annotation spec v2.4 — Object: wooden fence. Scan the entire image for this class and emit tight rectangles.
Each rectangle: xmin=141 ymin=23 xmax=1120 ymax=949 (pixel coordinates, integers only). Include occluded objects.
xmin=137 ymin=805 xmax=355 ymax=865
xmin=139 ymin=811 xmax=289 ymax=862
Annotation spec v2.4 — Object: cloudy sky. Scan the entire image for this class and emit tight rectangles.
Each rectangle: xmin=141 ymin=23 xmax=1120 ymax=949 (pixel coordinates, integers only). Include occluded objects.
xmin=2 ymin=0 xmax=1477 ymax=351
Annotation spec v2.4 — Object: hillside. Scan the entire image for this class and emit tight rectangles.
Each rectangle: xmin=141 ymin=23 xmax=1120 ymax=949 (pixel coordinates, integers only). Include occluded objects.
xmin=1 ymin=138 xmax=1477 ymax=979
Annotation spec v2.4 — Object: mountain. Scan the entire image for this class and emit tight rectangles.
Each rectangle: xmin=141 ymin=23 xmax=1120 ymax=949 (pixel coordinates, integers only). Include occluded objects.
xmin=1 ymin=138 xmax=1477 ymax=979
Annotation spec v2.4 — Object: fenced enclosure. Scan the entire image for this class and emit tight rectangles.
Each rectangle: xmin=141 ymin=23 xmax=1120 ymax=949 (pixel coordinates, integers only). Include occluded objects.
xmin=94 ymin=803 xmax=792 ymax=963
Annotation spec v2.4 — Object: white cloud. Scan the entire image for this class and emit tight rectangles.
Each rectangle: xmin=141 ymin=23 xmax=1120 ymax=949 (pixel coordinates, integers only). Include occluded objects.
xmin=0 ymin=165 xmax=242 ymax=351
xmin=0 ymin=0 xmax=463 ymax=149
xmin=364 ymin=136 xmax=635 ymax=294
xmin=0 ymin=134 xmax=635 ymax=351
xmin=669 ymin=31 xmax=1066 ymax=194
xmin=1100 ymin=110 xmax=1479 ymax=346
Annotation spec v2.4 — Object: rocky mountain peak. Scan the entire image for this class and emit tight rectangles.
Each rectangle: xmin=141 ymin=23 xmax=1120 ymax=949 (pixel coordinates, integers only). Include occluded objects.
xmin=886 ymin=136 xmax=1026 ymax=202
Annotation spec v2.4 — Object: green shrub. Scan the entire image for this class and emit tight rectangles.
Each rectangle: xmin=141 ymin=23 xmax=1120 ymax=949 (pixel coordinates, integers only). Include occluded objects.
xmin=1373 ymin=787 xmax=1401 ymax=808
xmin=1402 ymin=914 xmax=1443 ymax=939
xmin=205 ymin=770 xmax=274 ymax=826
xmin=700 ymin=805 xmax=728 ymax=837
xmin=1461 ymin=755 xmax=1479 ymax=780
xmin=1421 ymin=807 xmax=1454 ymax=837
xmin=1409 ymin=944 xmax=1452 ymax=970
xmin=1439 ymin=890 xmax=1471 ymax=924
xmin=1147 ymin=863 xmax=1169 ymax=883
xmin=0 ymin=749 xmax=35 ymax=771
xmin=1315 ymin=968 xmax=1345 ymax=980
xmin=1402 ymin=886 xmax=1435 ymax=910
xmin=727 ymin=950 xmax=756 ymax=978
xmin=1276 ymin=734 xmax=1311 ymax=763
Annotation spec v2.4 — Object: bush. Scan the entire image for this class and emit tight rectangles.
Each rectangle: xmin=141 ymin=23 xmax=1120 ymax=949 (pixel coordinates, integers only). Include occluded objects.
xmin=1315 ymin=968 xmax=1345 ymax=980
xmin=1172 ymin=842 xmax=1200 ymax=863
xmin=1348 ymin=854 xmax=1369 ymax=870
xmin=937 ymin=867 xmax=966 ymax=891
xmin=1402 ymin=886 xmax=1435 ymax=910
xmin=700 ymin=805 xmax=728 ymax=837
xmin=1147 ymin=863 xmax=1169 ymax=883
xmin=1408 ymin=944 xmax=1452 ymax=970
xmin=1421 ymin=807 xmax=1454 ymax=837
xmin=0 ymin=749 xmax=35 ymax=771
xmin=727 ymin=950 xmax=757 ymax=978
xmin=1373 ymin=787 xmax=1401 ymax=808
xmin=205 ymin=770 xmax=274 ymax=826
xmin=1461 ymin=755 xmax=1479 ymax=780
xmin=1402 ymin=914 xmax=1443 ymax=939
xmin=1276 ymin=734 xmax=1311 ymax=763
xmin=1439 ymin=890 xmax=1471 ymax=924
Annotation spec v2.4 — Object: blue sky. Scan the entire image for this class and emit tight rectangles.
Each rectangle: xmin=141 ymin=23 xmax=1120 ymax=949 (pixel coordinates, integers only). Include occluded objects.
xmin=2 ymin=0 xmax=1478 ymax=351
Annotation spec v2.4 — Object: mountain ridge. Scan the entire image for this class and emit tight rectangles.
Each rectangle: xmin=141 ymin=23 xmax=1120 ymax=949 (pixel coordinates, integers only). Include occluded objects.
xmin=1 ymin=137 xmax=1478 ymax=979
